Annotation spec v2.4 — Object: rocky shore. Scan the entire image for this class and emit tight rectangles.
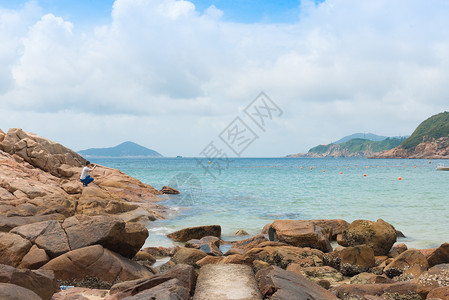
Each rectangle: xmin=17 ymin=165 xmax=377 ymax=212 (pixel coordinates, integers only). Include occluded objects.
xmin=1 ymin=128 xmax=448 ymax=299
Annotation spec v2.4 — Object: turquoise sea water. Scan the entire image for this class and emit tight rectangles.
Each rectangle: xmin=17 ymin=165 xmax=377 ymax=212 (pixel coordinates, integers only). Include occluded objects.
xmin=93 ymin=157 xmax=449 ymax=249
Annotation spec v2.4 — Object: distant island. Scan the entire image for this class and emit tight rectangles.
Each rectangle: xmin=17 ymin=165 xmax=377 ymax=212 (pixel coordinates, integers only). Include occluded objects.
xmin=371 ymin=111 xmax=449 ymax=159
xmin=78 ymin=141 xmax=163 ymax=158
xmin=287 ymin=133 xmax=406 ymax=158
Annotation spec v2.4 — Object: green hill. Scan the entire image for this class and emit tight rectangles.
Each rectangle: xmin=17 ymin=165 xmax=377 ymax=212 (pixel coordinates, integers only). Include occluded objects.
xmin=308 ymin=137 xmax=405 ymax=156
xmin=401 ymin=111 xmax=449 ymax=150
xmin=333 ymin=133 xmax=388 ymax=144
xmin=79 ymin=141 xmax=162 ymax=158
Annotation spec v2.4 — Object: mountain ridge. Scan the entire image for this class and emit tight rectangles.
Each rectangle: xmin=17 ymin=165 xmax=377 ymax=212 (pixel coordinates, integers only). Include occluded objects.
xmin=78 ymin=141 xmax=163 ymax=158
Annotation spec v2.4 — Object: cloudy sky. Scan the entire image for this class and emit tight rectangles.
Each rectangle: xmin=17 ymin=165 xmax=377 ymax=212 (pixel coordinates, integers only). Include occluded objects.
xmin=1 ymin=0 xmax=448 ymax=157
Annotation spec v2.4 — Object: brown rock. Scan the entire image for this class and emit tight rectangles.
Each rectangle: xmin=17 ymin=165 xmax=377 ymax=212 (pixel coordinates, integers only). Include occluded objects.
xmin=324 ymin=245 xmax=375 ymax=276
xmin=350 ymin=272 xmax=393 ymax=285
xmin=113 ymin=278 xmax=189 ymax=300
xmin=388 ymin=243 xmax=408 ymax=258
xmin=287 ymin=264 xmax=344 ymax=287
xmin=384 ymin=249 xmax=429 ymax=278
xmin=185 ymin=236 xmax=222 ymax=256
xmin=375 ymin=255 xmax=389 ymax=266
xmin=160 ymin=186 xmax=180 ymax=194
xmin=171 ymin=248 xmax=207 ymax=266
xmin=0 ymin=283 xmax=42 ymax=300
xmin=61 ymin=181 xmax=82 ymax=194
xmin=18 ymin=245 xmax=50 ymax=269
xmin=256 ymin=265 xmax=339 ymax=299
xmin=51 ymin=287 xmax=109 ymax=300
xmin=417 ymin=263 xmax=449 ymax=298
xmin=331 ymin=281 xmax=419 ymax=299
xmin=245 ymin=245 xmax=324 ymax=269
xmin=427 ymin=286 xmax=449 ymax=299
xmin=196 ymin=256 xmax=224 ymax=267
xmin=108 ymin=264 xmax=195 ymax=299
xmin=140 ymin=246 xmax=178 ymax=258
xmin=428 ymin=243 xmax=449 ymax=268
xmin=0 ymin=232 xmax=33 ymax=267
xmin=40 ymin=245 xmax=153 ymax=284
xmin=252 ymin=260 xmax=271 ymax=273
xmin=0 ymin=214 xmax=64 ymax=233
xmin=134 ymin=251 xmax=156 ymax=265
xmin=269 ymin=220 xmax=333 ymax=252
xmin=0 ymin=264 xmax=58 ymax=300
xmin=337 ymin=219 xmax=397 ymax=255
xmin=0 ymin=129 xmax=5 ymax=143
xmin=228 ymin=234 xmax=268 ymax=254
xmin=235 ymin=229 xmax=249 ymax=236
xmin=166 ymin=225 xmax=221 ymax=242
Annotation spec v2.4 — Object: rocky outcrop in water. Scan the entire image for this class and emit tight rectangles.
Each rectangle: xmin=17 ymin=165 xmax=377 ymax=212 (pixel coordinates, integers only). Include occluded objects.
xmin=371 ymin=136 xmax=449 ymax=158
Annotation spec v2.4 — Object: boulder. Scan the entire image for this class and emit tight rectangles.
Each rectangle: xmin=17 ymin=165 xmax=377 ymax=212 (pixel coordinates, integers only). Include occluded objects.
xmin=286 ymin=264 xmax=344 ymax=288
xmin=160 ymin=186 xmax=180 ymax=194
xmin=167 ymin=225 xmax=221 ymax=242
xmin=108 ymin=264 xmax=196 ymax=299
xmin=51 ymin=287 xmax=109 ymax=300
xmin=185 ymin=236 xmax=222 ymax=256
xmin=235 ymin=229 xmax=249 ymax=236
xmin=0 ymin=232 xmax=33 ymax=267
xmin=196 ymin=256 xmax=224 ymax=267
xmin=269 ymin=220 xmax=333 ymax=252
xmin=427 ymin=243 xmax=449 ymax=268
xmin=324 ymin=245 xmax=375 ymax=276
xmin=337 ymin=219 xmax=397 ymax=256
xmin=388 ymin=243 xmax=408 ymax=258
xmin=331 ymin=281 xmax=419 ymax=299
xmin=133 ymin=251 xmax=156 ymax=265
xmin=0 ymin=214 xmax=64 ymax=233
xmin=0 ymin=264 xmax=58 ymax=300
xmin=116 ymin=278 xmax=189 ymax=300
xmin=245 ymin=245 xmax=324 ymax=269
xmin=61 ymin=181 xmax=82 ymax=194
xmin=256 ymin=265 xmax=339 ymax=299
xmin=228 ymin=234 xmax=268 ymax=254
xmin=0 ymin=283 xmax=41 ymax=300
xmin=349 ymin=272 xmax=393 ymax=285
xmin=0 ymin=128 xmax=86 ymax=176
xmin=427 ymin=286 xmax=449 ymax=299
xmin=40 ymin=245 xmax=153 ymax=285
xmin=140 ymin=246 xmax=178 ymax=258
xmin=10 ymin=220 xmax=70 ymax=258
xmin=417 ymin=263 xmax=449 ymax=298
xmin=18 ymin=244 xmax=50 ymax=269
xmin=171 ymin=248 xmax=207 ymax=266
xmin=384 ymin=249 xmax=429 ymax=278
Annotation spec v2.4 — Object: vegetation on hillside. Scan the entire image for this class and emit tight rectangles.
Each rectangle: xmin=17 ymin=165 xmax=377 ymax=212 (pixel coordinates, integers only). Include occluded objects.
xmin=401 ymin=111 xmax=449 ymax=150
xmin=308 ymin=137 xmax=405 ymax=155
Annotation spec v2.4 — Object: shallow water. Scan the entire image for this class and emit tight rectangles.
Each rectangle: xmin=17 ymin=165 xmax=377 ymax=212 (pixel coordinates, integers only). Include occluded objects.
xmin=93 ymin=157 xmax=449 ymax=249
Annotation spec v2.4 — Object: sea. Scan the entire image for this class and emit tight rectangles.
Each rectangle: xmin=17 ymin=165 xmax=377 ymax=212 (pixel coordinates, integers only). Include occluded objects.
xmin=92 ymin=157 xmax=449 ymax=250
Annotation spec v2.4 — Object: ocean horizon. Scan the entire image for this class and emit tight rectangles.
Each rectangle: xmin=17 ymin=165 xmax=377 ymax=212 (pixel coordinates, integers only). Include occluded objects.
xmin=92 ymin=157 xmax=449 ymax=250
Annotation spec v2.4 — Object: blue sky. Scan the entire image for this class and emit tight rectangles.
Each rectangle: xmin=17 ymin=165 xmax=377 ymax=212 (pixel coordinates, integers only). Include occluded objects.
xmin=1 ymin=0 xmax=309 ymax=23
xmin=1 ymin=0 xmax=449 ymax=156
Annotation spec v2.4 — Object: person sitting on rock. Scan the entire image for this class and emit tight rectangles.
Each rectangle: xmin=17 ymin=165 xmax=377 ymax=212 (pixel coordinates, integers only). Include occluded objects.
xmin=80 ymin=161 xmax=96 ymax=187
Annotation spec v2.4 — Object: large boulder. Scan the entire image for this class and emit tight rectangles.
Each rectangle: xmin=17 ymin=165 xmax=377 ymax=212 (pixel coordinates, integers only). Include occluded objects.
xmin=0 ymin=128 xmax=85 ymax=177
xmin=416 ymin=263 xmax=449 ymax=298
xmin=11 ymin=215 xmax=148 ymax=259
xmin=331 ymin=281 xmax=419 ymax=299
xmin=0 ymin=264 xmax=58 ymax=300
xmin=0 ymin=213 xmax=64 ymax=233
xmin=286 ymin=264 xmax=344 ymax=288
xmin=185 ymin=236 xmax=222 ymax=256
xmin=323 ymin=245 xmax=375 ymax=276
xmin=108 ymin=264 xmax=196 ymax=299
xmin=337 ymin=219 xmax=397 ymax=256
xmin=40 ymin=245 xmax=153 ymax=285
xmin=245 ymin=246 xmax=324 ymax=269
xmin=166 ymin=225 xmax=221 ymax=242
xmin=256 ymin=265 xmax=339 ymax=299
xmin=384 ymin=249 xmax=429 ymax=278
xmin=427 ymin=242 xmax=449 ymax=268
xmin=269 ymin=220 xmax=333 ymax=252
xmin=427 ymin=286 xmax=449 ymax=299
xmin=0 ymin=232 xmax=32 ymax=267
xmin=170 ymin=248 xmax=207 ymax=266
xmin=0 ymin=283 xmax=41 ymax=300
xmin=18 ymin=245 xmax=50 ymax=269
xmin=227 ymin=234 xmax=268 ymax=255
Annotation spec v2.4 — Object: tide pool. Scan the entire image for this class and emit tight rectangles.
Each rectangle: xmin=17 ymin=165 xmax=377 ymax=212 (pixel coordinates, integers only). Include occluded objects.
xmin=93 ymin=157 xmax=449 ymax=249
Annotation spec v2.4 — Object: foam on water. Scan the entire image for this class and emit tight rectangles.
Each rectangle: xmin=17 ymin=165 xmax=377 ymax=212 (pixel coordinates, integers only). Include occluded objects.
xmin=94 ymin=157 xmax=449 ymax=249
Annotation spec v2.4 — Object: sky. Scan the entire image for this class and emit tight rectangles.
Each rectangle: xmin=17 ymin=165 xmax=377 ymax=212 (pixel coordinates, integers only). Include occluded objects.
xmin=0 ymin=0 xmax=448 ymax=157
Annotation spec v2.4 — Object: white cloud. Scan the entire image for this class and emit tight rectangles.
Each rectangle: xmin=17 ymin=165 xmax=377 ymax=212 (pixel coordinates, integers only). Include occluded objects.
xmin=1 ymin=0 xmax=449 ymax=156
